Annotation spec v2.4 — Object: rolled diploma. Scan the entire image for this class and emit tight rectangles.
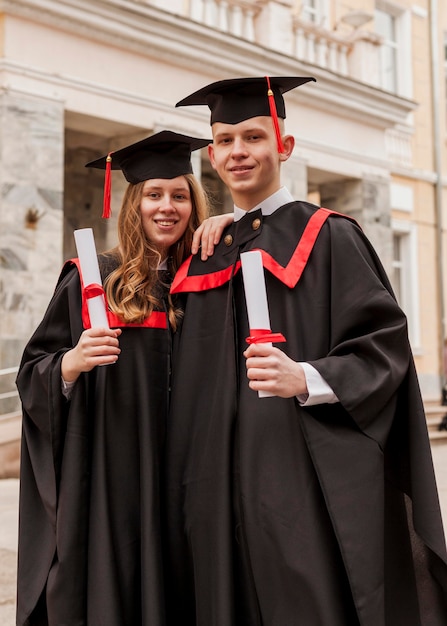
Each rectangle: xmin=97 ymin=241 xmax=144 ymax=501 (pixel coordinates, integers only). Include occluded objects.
xmin=74 ymin=228 xmax=109 ymax=328
xmin=240 ymin=250 xmax=274 ymax=398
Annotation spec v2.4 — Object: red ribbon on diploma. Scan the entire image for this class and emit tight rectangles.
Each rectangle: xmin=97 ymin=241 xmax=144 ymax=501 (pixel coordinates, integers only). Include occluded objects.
xmin=84 ymin=283 xmax=106 ymax=300
xmin=81 ymin=283 xmax=110 ymax=329
xmin=246 ymin=329 xmax=286 ymax=344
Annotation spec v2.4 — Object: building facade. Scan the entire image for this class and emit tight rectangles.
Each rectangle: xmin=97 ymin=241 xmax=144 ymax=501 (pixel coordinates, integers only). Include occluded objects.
xmin=0 ymin=0 xmax=446 ymax=411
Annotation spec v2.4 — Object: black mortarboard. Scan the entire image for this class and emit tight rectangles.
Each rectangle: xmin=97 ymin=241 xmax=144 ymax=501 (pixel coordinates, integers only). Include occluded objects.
xmin=175 ymin=76 xmax=316 ymax=125
xmin=86 ymin=130 xmax=211 ymax=184
xmin=85 ymin=130 xmax=211 ymax=217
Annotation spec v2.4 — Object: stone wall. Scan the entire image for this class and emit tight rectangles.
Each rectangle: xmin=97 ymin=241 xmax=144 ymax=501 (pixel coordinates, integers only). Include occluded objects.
xmin=0 ymin=91 xmax=64 ymax=392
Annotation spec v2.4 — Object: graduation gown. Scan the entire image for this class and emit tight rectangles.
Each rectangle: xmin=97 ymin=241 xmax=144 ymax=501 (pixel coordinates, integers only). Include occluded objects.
xmin=164 ymin=201 xmax=447 ymax=626
xmin=16 ymin=255 xmax=171 ymax=626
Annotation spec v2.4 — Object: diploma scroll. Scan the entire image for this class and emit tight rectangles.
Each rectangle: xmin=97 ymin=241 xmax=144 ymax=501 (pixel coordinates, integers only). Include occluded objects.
xmin=74 ymin=228 xmax=110 ymax=329
xmin=240 ymin=250 xmax=285 ymax=398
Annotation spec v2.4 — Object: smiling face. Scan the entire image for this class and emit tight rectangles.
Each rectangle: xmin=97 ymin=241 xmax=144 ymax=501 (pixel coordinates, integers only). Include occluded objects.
xmin=140 ymin=176 xmax=193 ymax=258
xmin=208 ymin=116 xmax=294 ymax=211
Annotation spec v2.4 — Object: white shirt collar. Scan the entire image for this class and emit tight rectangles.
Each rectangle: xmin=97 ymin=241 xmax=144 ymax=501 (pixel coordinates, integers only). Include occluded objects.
xmin=233 ymin=187 xmax=294 ymax=222
xmin=158 ymin=258 xmax=168 ymax=270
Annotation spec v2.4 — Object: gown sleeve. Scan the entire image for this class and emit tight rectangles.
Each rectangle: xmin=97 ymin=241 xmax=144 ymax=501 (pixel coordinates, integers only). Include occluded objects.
xmin=16 ymin=264 xmax=86 ymax=623
xmin=299 ymin=217 xmax=447 ymax=616
xmin=307 ymin=217 xmax=412 ymax=446
xmin=17 ymin=264 xmax=84 ymax=475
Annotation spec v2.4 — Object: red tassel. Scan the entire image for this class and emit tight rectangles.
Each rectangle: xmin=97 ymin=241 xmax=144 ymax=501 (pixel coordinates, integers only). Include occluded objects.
xmin=265 ymin=76 xmax=285 ymax=154
xmin=102 ymin=153 xmax=113 ymax=218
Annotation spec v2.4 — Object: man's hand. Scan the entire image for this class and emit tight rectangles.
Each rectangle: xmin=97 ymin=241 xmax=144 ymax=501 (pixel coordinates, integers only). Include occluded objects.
xmin=243 ymin=343 xmax=308 ymax=398
xmin=191 ymin=213 xmax=234 ymax=260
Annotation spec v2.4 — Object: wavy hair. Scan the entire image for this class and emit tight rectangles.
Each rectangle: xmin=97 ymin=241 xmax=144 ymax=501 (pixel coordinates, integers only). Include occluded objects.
xmin=104 ymin=173 xmax=209 ymax=329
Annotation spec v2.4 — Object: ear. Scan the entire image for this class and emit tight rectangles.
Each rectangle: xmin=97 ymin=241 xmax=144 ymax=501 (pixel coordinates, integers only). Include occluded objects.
xmin=208 ymin=143 xmax=217 ymax=170
xmin=279 ymin=134 xmax=295 ymax=162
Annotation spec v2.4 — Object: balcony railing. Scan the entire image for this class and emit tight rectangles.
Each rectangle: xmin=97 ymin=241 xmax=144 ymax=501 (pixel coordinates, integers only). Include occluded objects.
xmin=188 ymin=0 xmax=262 ymax=41
xmin=0 ymin=366 xmax=20 ymax=417
xmin=182 ymin=1 xmax=383 ymax=87
xmin=292 ymin=18 xmax=351 ymax=77
xmin=385 ymin=127 xmax=413 ymax=168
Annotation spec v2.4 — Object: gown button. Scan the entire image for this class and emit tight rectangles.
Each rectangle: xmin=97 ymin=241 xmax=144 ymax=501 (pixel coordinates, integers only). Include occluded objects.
xmin=224 ymin=234 xmax=233 ymax=246
xmin=252 ymin=218 xmax=261 ymax=230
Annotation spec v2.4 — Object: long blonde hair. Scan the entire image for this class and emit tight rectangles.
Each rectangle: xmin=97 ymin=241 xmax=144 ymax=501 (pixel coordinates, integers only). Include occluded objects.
xmin=104 ymin=173 xmax=209 ymax=329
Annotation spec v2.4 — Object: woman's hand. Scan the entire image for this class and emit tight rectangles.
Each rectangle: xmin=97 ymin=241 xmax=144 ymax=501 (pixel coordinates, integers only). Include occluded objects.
xmin=61 ymin=327 xmax=122 ymax=383
xmin=191 ymin=213 xmax=234 ymax=260
xmin=243 ymin=343 xmax=308 ymax=398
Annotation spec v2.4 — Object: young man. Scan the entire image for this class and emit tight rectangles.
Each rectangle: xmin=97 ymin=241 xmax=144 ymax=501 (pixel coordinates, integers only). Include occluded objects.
xmin=164 ymin=77 xmax=447 ymax=625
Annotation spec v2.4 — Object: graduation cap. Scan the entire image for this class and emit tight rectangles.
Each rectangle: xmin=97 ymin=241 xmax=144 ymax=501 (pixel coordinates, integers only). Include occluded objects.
xmin=85 ymin=130 xmax=211 ymax=218
xmin=176 ymin=76 xmax=316 ymax=153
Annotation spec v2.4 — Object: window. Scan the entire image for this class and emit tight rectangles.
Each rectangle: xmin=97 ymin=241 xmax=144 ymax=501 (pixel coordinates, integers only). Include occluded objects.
xmin=301 ymin=0 xmax=318 ymax=23
xmin=375 ymin=3 xmax=412 ymax=97
xmin=391 ymin=233 xmax=403 ymax=303
xmin=296 ymin=0 xmax=328 ymax=26
xmin=391 ymin=221 xmax=420 ymax=349
xmin=375 ymin=8 xmax=398 ymax=92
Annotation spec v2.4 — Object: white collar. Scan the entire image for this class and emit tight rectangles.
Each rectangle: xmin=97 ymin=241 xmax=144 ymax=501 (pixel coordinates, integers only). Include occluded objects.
xmin=158 ymin=258 xmax=168 ymax=270
xmin=233 ymin=187 xmax=294 ymax=222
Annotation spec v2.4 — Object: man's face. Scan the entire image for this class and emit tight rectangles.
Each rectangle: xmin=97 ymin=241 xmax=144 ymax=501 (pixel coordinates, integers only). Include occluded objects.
xmin=208 ymin=116 xmax=291 ymax=211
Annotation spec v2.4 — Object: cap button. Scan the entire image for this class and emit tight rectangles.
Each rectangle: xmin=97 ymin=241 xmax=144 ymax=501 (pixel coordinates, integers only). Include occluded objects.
xmin=252 ymin=217 xmax=261 ymax=231
xmin=224 ymin=234 xmax=233 ymax=247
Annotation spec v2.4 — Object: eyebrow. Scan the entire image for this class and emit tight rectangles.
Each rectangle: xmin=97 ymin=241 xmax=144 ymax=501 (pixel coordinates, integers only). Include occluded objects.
xmin=143 ymin=184 xmax=190 ymax=192
xmin=214 ymin=127 xmax=266 ymax=139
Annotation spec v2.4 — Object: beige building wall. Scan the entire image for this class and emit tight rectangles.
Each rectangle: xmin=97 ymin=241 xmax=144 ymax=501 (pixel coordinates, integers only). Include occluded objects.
xmin=0 ymin=0 xmax=446 ymax=410
xmin=386 ymin=0 xmax=447 ymax=399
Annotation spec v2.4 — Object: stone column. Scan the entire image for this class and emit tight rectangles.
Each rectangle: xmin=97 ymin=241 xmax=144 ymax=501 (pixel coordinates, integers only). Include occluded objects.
xmin=320 ymin=175 xmax=392 ymax=274
xmin=191 ymin=149 xmax=202 ymax=180
xmin=0 ymin=91 xmax=65 ymax=379
xmin=281 ymin=155 xmax=308 ymax=202
xmin=64 ymin=145 xmax=120 ymax=260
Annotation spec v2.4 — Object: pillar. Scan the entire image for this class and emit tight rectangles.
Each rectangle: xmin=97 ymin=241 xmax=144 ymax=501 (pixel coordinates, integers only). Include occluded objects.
xmin=281 ymin=155 xmax=308 ymax=202
xmin=0 ymin=91 xmax=64 ymax=380
xmin=320 ymin=175 xmax=392 ymax=274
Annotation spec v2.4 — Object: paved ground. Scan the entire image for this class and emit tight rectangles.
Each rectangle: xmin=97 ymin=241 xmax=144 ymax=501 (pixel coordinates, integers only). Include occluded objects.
xmin=0 ymin=479 xmax=19 ymax=626
xmin=1 ymin=443 xmax=447 ymax=625
xmin=432 ymin=441 xmax=447 ymax=530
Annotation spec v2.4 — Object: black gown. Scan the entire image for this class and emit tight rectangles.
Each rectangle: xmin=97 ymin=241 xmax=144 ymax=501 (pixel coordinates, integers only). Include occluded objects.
xmin=164 ymin=201 xmax=447 ymax=626
xmin=16 ymin=254 xmax=171 ymax=626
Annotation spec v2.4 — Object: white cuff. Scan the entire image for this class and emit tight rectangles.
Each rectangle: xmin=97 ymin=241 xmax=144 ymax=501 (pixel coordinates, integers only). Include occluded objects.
xmin=61 ymin=377 xmax=76 ymax=400
xmin=297 ymin=362 xmax=339 ymax=406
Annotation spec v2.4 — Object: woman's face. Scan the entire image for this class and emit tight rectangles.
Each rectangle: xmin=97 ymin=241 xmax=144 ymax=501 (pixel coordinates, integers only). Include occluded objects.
xmin=140 ymin=176 xmax=193 ymax=258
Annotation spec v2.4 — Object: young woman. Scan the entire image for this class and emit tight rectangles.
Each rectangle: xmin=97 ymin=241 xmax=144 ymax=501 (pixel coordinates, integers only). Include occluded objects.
xmin=16 ymin=131 xmax=231 ymax=626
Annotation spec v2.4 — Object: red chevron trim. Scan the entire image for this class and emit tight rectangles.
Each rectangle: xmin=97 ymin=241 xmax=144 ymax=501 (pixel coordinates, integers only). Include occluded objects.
xmin=260 ymin=207 xmax=335 ymax=288
xmin=170 ymin=256 xmax=241 ymax=294
xmin=170 ymin=207 xmax=341 ymax=294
